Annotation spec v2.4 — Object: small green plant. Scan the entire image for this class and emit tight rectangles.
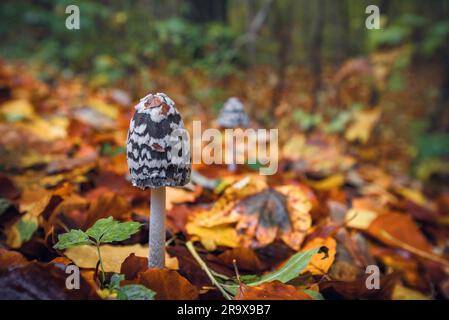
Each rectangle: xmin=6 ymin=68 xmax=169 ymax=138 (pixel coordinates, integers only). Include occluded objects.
xmin=54 ymin=216 xmax=142 ymax=286
xmin=108 ymin=274 xmax=155 ymax=300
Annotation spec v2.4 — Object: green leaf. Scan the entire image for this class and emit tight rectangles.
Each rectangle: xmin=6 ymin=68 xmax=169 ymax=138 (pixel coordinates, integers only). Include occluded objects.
xmin=116 ymin=285 xmax=155 ymax=300
xmin=223 ymin=248 xmax=320 ymax=295
xmin=54 ymin=229 xmax=90 ymax=250
xmin=85 ymin=216 xmax=116 ymax=242
xmin=100 ymin=221 xmax=142 ymax=243
xmin=249 ymin=248 xmax=319 ymax=286
xmin=17 ymin=218 xmax=38 ymax=244
xmin=0 ymin=198 xmax=12 ymax=216
xmin=109 ymin=273 xmax=125 ymax=290
xmin=86 ymin=217 xmax=142 ymax=244
xmin=303 ymin=289 xmax=325 ymax=300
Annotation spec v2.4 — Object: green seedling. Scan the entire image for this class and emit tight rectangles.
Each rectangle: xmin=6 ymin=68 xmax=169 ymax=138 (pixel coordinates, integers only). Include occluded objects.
xmin=108 ymin=274 xmax=155 ymax=300
xmin=54 ymin=216 xmax=142 ymax=286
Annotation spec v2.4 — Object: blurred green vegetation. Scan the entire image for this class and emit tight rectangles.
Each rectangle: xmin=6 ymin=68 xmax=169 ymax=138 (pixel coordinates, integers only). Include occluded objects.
xmin=0 ymin=0 xmax=448 ymax=181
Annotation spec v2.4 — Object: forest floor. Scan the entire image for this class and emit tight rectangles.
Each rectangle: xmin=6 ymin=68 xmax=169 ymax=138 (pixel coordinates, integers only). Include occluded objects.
xmin=0 ymin=55 xmax=448 ymax=300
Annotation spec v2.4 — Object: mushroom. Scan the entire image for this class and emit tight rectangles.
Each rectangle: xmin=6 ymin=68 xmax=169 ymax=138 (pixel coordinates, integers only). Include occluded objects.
xmin=217 ymin=97 xmax=249 ymax=172
xmin=126 ymin=92 xmax=191 ymax=268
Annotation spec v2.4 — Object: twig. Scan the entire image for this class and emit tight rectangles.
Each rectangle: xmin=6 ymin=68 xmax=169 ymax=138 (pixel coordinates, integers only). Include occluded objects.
xmin=234 ymin=0 xmax=275 ymax=49
xmin=186 ymin=241 xmax=233 ymax=300
xmin=380 ymin=230 xmax=449 ymax=268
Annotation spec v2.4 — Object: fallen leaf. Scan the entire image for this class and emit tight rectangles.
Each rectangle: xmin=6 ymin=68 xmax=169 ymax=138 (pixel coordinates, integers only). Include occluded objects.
xmin=235 ymin=281 xmax=313 ymax=300
xmin=367 ymin=212 xmax=433 ymax=253
xmin=217 ymin=247 xmax=266 ymax=272
xmin=0 ymin=261 xmax=99 ymax=299
xmin=301 ymin=237 xmax=337 ymax=275
xmin=63 ymin=244 xmax=178 ymax=273
xmin=120 ymin=253 xmax=148 ymax=280
xmin=136 ymin=268 xmax=199 ymax=300
xmin=392 ymin=284 xmax=431 ymax=300
xmin=345 ymin=107 xmax=381 ymax=143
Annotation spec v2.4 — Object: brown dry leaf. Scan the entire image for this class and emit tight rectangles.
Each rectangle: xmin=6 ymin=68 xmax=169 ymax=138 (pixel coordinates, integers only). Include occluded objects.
xmin=235 ymin=185 xmax=312 ymax=250
xmin=83 ymin=192 xmax=131 ymax=229
xmin=4 ymin=188 xmax=59 ymax=248
xmin=63 ymin=244 xmax=178 ymax=273
xmin=217 ymin=247 xmax=266 ymax=271
xmin=136 ymin=268 xmax=198 ymax=300
xmin=120 ymin=253 xmax=148 ymax=280
xmin=0 ymin=248 xmax=28 ymax=273
xmin=235 ymin=281 xmax=313 ymax=300
xmin=345 ymin=107 xmax=381 ymax=143
xmin=301 ymin=237 xmax=337 ymax=275
xmin=0 ymin=261 xmax=99 ymax=300
xmin=187 ymin=183 xmax=313 ymax=251
xmin=320 ymin=272 xmax=401 ymax=299
xmin=367 ymin=212 xmax=433 ymax=253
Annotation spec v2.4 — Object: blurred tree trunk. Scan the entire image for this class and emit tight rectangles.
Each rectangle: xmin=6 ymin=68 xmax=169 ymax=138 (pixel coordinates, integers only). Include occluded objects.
xmin=270 ymin=0 xmax=294 ymax=119
xmin=246 ymin=0 xmax=257 ymax=66
xmin=186 ymin=0 xmax=228 ymax=23
xmin=430 ymin=50 xmax=449 ymax=132
xmin=310 ymin=0 xmax=324 ymax=113
xmin=331 ymin=0 xmax=349 ymax=67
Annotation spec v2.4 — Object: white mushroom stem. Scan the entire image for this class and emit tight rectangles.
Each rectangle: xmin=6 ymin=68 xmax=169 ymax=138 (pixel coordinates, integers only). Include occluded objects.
xmin=149 ymin=187 xmax=166 ymax=268
xmin=228 ymin=143 xmax=237 ymax=172
xmin=228 ymin=134 xmax=237 ymax=172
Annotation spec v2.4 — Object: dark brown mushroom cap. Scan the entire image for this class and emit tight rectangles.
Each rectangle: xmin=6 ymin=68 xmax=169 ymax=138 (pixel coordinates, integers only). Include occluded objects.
xmin=126 ymin=93 xmax=191 ymax=189
xmin=217 ymin=97 xmax=249 ymax=128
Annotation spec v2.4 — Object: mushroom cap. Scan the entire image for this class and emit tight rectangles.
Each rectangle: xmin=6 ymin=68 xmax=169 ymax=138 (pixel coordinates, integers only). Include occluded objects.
xmin=217 ymin=97 xmax=249 ymax=128
xmin=126 ymin=92 xmax=191 ymax=189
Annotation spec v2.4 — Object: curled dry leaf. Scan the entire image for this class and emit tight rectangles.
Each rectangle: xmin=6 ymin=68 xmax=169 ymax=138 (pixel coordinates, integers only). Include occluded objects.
xmin=235 ymin=281 xmax=313 ymax=300
xmin=216 ymin=247 xmax=266 ymax=272
xmin=135 ymin=268 xmax=199 ymax=300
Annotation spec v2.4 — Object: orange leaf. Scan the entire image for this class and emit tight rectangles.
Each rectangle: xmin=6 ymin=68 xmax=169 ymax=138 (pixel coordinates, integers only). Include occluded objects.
xmin=235 ymin=281 xmax=313 ymax=300
xmin=301 ymin=237 xmax=337 ymax=275
xmin=137 ymin=268 xmax=199 ymax=300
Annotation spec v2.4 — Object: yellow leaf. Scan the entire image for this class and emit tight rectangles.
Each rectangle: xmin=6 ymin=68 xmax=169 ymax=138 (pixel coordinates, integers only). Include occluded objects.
xmin=0 ymin=99 xmax=36 ymax=120
xmin=345 ymin=107 xmax=381 ymax=143
xmin=186 ymin=223 xmax=239 ymax=251
xmin=87 ymin=97 xmax=119 ymax=120
xmin=64 ymin=244 xmax=178 ymax=272
xmin=345 ymin=208 xmax=379 ymax=230
xmin=306 ymin=174 xmax=345 ymax=191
